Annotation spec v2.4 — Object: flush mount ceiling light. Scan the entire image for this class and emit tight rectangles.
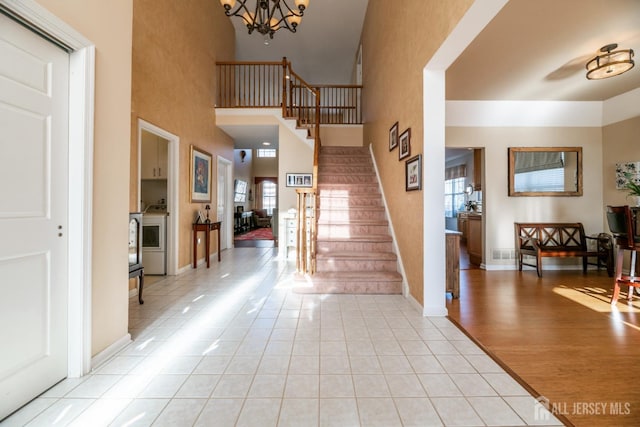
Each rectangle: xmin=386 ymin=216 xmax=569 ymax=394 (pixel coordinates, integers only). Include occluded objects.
xmin=586 ymin=43 xmax=635 ymax=80
xmin=219 ymin=0 xmax=309 ymax=44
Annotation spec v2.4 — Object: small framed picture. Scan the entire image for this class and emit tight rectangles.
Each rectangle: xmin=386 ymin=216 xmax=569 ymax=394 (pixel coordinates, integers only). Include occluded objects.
xmin=405 ymin=154 xmax=422 ymax=191
xmin=190 ymin=145 xmax=212 ymax=203
xmin=389 ymin=121 xmax=399 ymax=151
xmin=399 ymin=128 xmax=411 ymax=160
xmin=286 ymin=173 xmax=313 ymax=188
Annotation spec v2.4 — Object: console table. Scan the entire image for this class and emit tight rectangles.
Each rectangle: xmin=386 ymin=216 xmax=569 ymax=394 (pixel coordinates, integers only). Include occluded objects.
xmin=192 ymin=221 xmax=221 ymax=268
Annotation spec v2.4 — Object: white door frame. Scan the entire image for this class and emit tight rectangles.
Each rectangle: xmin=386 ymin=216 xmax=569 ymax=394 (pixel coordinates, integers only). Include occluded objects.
xmin=217 ymin=156 xmax=234 ymax=250
xmin=0 ymin=0 xmax=96 ymax=376
xmin=137 ymin=119 xmax=180 ymax=276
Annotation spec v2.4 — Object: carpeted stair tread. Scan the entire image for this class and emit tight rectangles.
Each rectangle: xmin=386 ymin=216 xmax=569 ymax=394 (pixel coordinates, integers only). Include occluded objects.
xmin=317 ymin=218 xmax=387 ymax=224
xmin=316 ymin=251 xmax=397 ymax=261
xmin=316 ymin=234 xmax=392 ymax=242
xmin=307 ymin=271 xmax=402 ymax=281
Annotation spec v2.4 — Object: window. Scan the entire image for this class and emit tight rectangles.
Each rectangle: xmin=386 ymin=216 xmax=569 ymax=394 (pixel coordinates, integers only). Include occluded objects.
xmin=444 ymin=177 xmax=466 ymax=218
xmin=514 ymin=168 xmax=565 ymax=192
xmin=257 ymin=149 xmax=276 ymax=158
xmin=262 ymin=181 xmax=277 ymax=214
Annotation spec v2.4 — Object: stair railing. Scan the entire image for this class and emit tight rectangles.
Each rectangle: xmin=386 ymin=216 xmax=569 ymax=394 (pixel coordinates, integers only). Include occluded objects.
xmin=216 ymin=58 xmax=327 ymax=274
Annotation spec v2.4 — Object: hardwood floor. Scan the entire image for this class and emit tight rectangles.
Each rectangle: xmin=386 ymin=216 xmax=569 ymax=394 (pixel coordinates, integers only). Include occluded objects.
xmin=447 ymin=268 xmax=640 ymax=426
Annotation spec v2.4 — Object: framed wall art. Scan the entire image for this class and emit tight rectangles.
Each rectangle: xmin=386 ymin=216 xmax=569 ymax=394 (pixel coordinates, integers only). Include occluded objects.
xmin=389 ymin=121 xmax=399 ymax=151
xmin=399 ymin=128 xmax=411 ymax=160
xmin=286 ymin=173 xmax=313 ymax=188
xmin=190 ymin=145 xmax=212 ymax=202
xmin=405 ymin=154 xmax=422 ymax=191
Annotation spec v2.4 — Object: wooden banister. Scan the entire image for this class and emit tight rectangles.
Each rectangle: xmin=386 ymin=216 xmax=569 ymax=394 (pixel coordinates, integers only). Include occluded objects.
xmin=217 ymin=57 xmax=360 ymax=274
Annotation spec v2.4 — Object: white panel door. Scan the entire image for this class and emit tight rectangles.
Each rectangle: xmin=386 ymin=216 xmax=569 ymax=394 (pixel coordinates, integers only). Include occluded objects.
xmin=0 ymin=14 xmax=69 ymax=420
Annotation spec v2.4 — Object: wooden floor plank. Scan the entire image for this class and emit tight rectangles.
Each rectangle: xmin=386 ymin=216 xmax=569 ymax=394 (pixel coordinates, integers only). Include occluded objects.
xmin=447 ymin=268 xmax=640 ymax=426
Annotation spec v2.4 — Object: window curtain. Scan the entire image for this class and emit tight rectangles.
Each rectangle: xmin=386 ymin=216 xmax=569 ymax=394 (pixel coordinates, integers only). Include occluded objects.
xmin=514 ymin=152 xmax=563 ymax=173
xmin=254 ymin=177 xmax=277 ymax=210
xmin=445 ymin=164 xmax=466 ymax=180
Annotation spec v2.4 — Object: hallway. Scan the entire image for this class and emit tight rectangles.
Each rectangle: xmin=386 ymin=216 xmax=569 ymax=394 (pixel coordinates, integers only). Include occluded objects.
xmin=2 ymin=248 xmax=559 ymax=426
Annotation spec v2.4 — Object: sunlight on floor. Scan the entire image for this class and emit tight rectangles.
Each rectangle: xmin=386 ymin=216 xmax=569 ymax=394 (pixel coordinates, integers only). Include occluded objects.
xmin=553 ymin=285 xmax=640 ymax=313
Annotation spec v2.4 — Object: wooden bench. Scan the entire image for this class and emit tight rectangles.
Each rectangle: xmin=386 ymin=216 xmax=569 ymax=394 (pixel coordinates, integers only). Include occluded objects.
xmin=514 ymin=222 xmax=613 ymax=277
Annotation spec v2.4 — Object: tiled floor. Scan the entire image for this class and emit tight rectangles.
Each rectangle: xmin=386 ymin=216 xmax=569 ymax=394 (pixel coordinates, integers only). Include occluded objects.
xmin=2 ymin=248 xmax=562 ymax=426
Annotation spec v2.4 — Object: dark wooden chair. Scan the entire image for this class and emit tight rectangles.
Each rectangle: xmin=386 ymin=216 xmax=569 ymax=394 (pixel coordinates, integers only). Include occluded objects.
xmin=606 ymin=205 xmax=640 ymax=304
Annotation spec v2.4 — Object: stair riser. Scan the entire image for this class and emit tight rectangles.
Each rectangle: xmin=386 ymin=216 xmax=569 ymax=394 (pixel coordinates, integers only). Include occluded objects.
xmin=317 ymin=210 xmax=386 ymax=221
xmin=319 ymin=175 xmax=377 ymax=184
xmin=320 ymin=148 xmax=369 ymax=155
xmin=317 ymin=224 xmax=389 ymax=236
xmin=318 ymin=156 xmax=370 ymax=165
xmin=319 ymin=165 xmax=374 ymax=174
xmin=318 ymin=197 xmax=384 ymax=208
xmin=317 ymin=241 xmax=393 ymax=253
xmin=317 ymin=259 xmax=398 ymax=272
xmin=318 ymin=185 xmax=380 ymax=195
xmin=294 ymin=282 xmax=402 ymax=294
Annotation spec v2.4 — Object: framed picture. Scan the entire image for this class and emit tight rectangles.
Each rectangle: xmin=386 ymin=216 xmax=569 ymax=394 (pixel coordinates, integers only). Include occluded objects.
xmin=405 ymin=154 xmax=422 ymax=191
xmin=190 ymin=145 xmax=212 ymax=203
xmin=399 ymin=128 xmax=411 ymax=160
xmin=389 ymin=121 xmax=399 ymax=151
xmin=286 ymin=173 xmax=313 ymax=188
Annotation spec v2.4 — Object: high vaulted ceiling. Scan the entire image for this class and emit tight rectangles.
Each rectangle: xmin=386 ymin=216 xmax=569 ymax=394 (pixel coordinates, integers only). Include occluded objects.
xmin=223 ymin=0 xmax=640 ymax=149
xmin=227 ymin=0 xmax=369 ymax=85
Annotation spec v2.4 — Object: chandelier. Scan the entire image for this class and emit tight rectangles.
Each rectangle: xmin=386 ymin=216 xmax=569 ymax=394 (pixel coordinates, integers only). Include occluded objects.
xmin=220 ymin=0 xmax=309 ymax=43
xmin=586 ymin=43 xmax=635 ymax=80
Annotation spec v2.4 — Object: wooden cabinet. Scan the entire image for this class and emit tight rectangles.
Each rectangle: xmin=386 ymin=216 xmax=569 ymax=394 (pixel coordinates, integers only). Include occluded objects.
xmin=457 ymin=214 xmax=468 ymax=243
xmin=446 ymin=231 xmax=460 ymax=298
xmin=473 ymin=149 xmax=482 ymax=191
xmin=141 ymin=134 xmax=168 ymax=180
xmin=467 ymin=214 xmax=482 ymax=265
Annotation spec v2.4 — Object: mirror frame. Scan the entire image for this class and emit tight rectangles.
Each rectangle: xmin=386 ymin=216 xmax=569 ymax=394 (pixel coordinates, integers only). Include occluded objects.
xmin=508 ymin=147 xmax=583 ymax=197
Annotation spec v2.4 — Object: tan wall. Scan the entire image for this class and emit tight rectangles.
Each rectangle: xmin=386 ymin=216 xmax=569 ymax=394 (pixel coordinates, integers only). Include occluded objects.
xmin=33 ymin=0 xmax=133 ymax=355
xmin=603 ymin=116 xmax=640 ymax=216
xmin=447 ymin=126 xmax=604 ymax=268
xmin=320 ymin=125 xmax=364 ymax=146
xmin=361 ymin=0 xmax=473 ymax=304
xmin=131 ymin=0 xmax=235 ymax=271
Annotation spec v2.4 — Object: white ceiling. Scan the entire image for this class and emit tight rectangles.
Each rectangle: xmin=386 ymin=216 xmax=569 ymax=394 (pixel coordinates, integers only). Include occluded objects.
xmin=447 ymin=0 xmax=640 ymax=101
xmin=223 ymin=0 xmax=640 ymax=149
xmin=229 ymin=0 xmax=369 ymax=85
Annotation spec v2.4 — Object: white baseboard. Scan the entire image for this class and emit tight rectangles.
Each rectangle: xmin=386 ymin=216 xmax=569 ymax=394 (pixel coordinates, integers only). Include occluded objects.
xmin=90 ymin=333 xmax=131 ymax=372
xmin=406 ymin=293 xmax=423 ymax=314
xmin=369 ymin=145 xmax=411 ymax=297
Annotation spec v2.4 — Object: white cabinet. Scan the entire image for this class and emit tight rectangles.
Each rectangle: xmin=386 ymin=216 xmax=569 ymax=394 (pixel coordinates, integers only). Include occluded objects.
xmin=285 ymin=217 xmax=296 ymax=257
xmin=141 ymin=132 xmax=168 ymax=180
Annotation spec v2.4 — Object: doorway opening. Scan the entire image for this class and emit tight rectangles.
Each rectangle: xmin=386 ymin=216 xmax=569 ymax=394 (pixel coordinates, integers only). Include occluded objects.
xmin=137 ymin=119 xmax=179 ymax=283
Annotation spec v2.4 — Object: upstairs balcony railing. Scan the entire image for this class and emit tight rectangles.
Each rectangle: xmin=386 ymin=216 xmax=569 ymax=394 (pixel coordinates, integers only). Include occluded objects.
xmin=215 ymin=58 xmax=362 ymax=125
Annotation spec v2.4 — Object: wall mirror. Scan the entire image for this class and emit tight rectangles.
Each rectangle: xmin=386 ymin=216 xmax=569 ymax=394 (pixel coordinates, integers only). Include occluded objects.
xmin=508 ymin=147 xmax=582 ymax=196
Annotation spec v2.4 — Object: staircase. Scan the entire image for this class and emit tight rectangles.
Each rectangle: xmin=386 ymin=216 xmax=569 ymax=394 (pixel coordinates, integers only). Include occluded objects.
xmin=295 ymin=146 xmax=403 ymax=294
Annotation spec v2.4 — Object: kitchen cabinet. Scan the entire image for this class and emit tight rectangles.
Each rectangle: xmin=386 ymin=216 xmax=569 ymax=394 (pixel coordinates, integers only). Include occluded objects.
xmin=457 ymin=214 xmax=468 ymax=243
xmin=445 ymin=231 xmax=460 ymax=298
xmin=141 ymin=134 xmax=168 ymax=180
xmin=473 ymin=149 xmax=482 ymax=191
xmin=467 ymin=214 xmax=482 ymax=266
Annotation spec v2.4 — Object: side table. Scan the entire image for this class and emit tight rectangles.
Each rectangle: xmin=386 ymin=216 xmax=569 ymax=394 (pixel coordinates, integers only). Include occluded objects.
xmin=192 ymin=221 xmax=221 ymax=268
